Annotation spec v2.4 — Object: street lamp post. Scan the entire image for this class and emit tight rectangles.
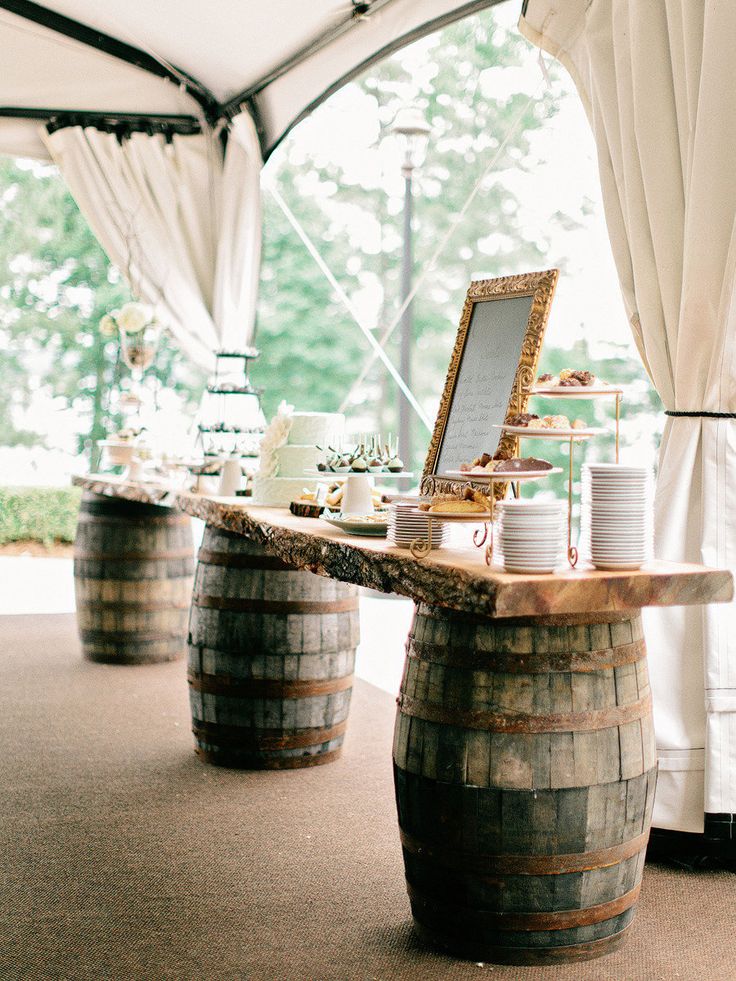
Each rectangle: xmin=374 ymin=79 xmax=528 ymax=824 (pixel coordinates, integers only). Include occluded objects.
xmin=390 ymin=105 xmax=430 ymax=483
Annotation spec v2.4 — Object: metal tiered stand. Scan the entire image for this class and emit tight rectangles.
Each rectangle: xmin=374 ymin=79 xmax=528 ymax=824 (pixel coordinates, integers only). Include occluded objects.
xmin=411 ymin=367 xmax=622 ymax=568
xmin=197 ymin=349 xmax=266 ymax=479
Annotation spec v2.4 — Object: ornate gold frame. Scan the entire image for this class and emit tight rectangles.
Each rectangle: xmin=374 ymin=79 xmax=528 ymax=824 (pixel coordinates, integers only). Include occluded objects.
xmin=421 ymin=268 xmax=559 ymax=498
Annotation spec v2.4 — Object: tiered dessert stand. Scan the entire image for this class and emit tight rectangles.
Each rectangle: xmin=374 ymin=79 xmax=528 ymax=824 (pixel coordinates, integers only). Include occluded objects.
xmin=412 ymin=368 xmax=624 ymax=568
xmin=408 ymin=468 xmax=562 ymax=562
xmin=197 ymin=349 xmax=266 ymax=480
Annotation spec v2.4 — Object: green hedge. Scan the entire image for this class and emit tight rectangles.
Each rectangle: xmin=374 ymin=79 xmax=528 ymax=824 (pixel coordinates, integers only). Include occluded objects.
xmin=0 ymin=486 xmax=81 ymax=545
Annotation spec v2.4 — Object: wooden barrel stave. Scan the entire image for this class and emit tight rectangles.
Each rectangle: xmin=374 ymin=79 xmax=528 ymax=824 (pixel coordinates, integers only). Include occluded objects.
xmin=73 ymin=492 xmax=193 ymax=664
xmin=393 ymin=602 xmax=657 ymax=963
xmin=188 ymin=527 xmax=359 ymax=768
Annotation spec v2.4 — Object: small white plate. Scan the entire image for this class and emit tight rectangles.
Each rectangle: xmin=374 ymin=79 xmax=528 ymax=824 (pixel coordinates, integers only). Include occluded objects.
xmin=532 ymin=385 xmax=623 ymax=398
xmin=320 ymin=514 xmax=388 ymax=536
xmin=495 ymin=424 xmax=606 ymax=439
xmin=441 ymin=467 xmax=562 ymax=481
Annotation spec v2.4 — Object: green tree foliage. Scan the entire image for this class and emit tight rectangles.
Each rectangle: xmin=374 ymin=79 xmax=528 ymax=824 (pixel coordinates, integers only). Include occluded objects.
xmin=0 ymin=158 xmax=205 ymax=464
xmin=254 ymin=12 xmax=569 ymax=472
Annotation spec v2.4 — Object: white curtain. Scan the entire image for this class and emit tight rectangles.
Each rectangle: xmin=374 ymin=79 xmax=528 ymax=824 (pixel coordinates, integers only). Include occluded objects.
xmin=520 ymin=0 xmax=736 ymax=834
xmin=41 ymin=113 xmax=262 ymax=369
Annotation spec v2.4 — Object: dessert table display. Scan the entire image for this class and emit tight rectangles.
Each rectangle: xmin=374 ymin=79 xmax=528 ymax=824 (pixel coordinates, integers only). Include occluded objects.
xmin=67 ymin=272 xmax=732 ymax=963
xmin=71 ymin=473 xmax=731 ymax=963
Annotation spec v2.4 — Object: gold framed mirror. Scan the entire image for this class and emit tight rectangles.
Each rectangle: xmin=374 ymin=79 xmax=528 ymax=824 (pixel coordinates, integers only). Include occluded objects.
xmin=421 ymin=269 xmax=559 ymax=497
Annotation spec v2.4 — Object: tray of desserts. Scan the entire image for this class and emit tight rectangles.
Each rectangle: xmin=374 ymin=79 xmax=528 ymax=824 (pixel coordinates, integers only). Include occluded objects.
xmin=532 ymin=368 xmax=623 ymax=397
xmin=495 ymin=412 xmax=606 ymax=440
xmin=315 ymin=436 xmax=405 ymax=474
xmin=319 ymin=512 xmax=389 ymax=536
xmin=416 ymin=488 xmax=492 ymax=520
xmin=442 ymin=454 xmax=562 ymax=481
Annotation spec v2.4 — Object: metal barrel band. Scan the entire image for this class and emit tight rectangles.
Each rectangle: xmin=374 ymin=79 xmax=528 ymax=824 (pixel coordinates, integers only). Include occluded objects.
xmin=78 ymin=599 xmax=191 ymax=612
xmin=414 ymin=603 xmax=641 ymax=628
xmin=396 ymin=692 xmax=652 ymax=734
xmin=188 ymin=671 xmax=354 ymax=699
xmin=406 ymin=880 xmax=641 ymax=931
xmin=80 ymin=628 xmax=184 ymax=644
xmin=192 ymin=718 xmax=347 ymax=750
xmin=410 ymin=919 xmax=631 ymax=965
xmin=399 ymin=828 xmax=650 ymax=876
xmin=405 ymin=638 xmax=646 ymax=674
xmin=74 ymin=549 xmax=194 ymax=561
xmin=192 ymin=594 xmax=359 ymax=615
xmin=196 ymin=548 xmax=294 ymax=570
xmin=195 ymin=745 xmax=344 ymax=769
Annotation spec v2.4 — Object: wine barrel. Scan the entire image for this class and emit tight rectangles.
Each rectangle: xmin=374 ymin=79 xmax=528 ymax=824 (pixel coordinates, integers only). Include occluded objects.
xmin=393 ymin=603 xmax=657 ymax=965
xmin=188 ymin=525 xmax=360 ymax=769
xmin=74 ymin=492 xmax=194 ymax=664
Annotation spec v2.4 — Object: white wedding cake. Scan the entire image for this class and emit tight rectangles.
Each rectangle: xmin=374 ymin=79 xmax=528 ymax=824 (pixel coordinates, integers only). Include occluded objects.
xmin=251 ymin=405 xmax=344 ymax=507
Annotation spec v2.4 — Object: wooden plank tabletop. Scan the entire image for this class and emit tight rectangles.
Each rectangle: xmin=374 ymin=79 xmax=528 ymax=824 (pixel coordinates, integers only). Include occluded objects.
xmin=73 ymin=474 xmax=733 ymax=619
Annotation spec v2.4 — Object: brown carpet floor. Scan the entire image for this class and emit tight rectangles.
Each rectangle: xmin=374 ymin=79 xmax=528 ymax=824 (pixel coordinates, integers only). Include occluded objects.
xmin=1 ymin=613 xmax=735 ymax=981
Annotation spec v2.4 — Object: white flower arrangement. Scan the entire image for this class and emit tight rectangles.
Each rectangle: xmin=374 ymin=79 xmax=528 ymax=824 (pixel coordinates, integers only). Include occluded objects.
xmin=99 ymin=301 xmax=156 ymax=336
xmin=257 ymin=401 xmax=294 ymax=477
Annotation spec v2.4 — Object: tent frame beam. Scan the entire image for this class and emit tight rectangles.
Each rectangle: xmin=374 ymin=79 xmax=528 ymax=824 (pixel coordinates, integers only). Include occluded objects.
xmin=0 ymin=0 xmax=503 ymax=158
xmin=0 ymin=106 xmax=201 ymax=135
xmin=233 ymin=0 xmax=504 ymax=162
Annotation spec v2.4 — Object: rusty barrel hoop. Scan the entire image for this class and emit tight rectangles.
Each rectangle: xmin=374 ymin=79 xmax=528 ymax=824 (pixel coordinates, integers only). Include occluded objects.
xmin=392 ymin=602 xmax=657 ymax=965
xmin=73 ymin=492 xmax=194 ymax=664
xmin=187 ymin=525 xmax=360 ymax=769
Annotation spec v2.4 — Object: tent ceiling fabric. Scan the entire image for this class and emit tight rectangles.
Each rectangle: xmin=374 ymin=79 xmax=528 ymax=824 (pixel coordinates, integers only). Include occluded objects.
xmin=0 ymin=0 xmax=500 ymax=160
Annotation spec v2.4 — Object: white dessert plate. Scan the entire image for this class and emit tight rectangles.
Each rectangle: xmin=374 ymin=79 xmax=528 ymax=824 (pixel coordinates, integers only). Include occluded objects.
xmin=441 ymin=467 xmax=563 ymax=481
xmin=419 ymin=511 xmax=491 ymax=521
xmin=503 ymin=564 xmax=561 ymax=574
xmin=531 ymin=385 xmax=624 ymax=397
xmin=593 ymin=560 xmax=646 ymax=572
xmin=320 ymin=514 xmax=388 ymax=536
xmin=495 ymin=424 xmax=607 ymax=439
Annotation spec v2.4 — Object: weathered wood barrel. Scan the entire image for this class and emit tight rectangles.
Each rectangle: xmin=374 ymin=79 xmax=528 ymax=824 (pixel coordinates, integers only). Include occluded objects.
xmin=188 ymin=525 xmax=360 ymax=768
xmin=393 ymin=603 xmax=657 ymax=965
xmin=73 ymin=492 xmax=194 ymax=664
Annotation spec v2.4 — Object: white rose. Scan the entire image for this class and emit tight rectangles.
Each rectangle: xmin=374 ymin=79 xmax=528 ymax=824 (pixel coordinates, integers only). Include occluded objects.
xmin=117 ymin=301 xmax=150 ymax=334
xmin=99 ymin=313 xmax=117 ymax=337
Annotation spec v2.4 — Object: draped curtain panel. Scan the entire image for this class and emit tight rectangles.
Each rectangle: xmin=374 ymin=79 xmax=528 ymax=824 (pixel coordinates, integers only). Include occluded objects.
xmin=520 ymin=0 xmax=736 ymax=834
xmin=42 ymin=113 xmax=262 ymax=369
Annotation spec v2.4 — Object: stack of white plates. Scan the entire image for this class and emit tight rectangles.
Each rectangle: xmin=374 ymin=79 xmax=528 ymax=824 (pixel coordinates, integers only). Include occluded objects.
xmin=497 ymin=499 xmax=565 ymax=574
xmin=583 ymin=463 xmax=653 ymax=570
xmin=387 ymin=502 xmax=448 ymax=550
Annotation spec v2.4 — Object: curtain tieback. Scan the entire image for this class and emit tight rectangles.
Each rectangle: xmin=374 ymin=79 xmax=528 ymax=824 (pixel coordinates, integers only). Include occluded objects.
xmin=665 ymin=410 xmax=736 ymax=419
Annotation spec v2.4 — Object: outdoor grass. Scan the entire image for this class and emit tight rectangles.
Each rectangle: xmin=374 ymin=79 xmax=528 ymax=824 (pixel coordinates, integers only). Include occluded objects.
xmin=0 ymin=486 xmax=81 ymax=545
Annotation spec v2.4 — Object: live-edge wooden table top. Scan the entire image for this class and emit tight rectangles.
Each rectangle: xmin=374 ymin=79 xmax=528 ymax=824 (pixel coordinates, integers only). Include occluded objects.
xmin=73 ymin=474 xmax=733 ymax=620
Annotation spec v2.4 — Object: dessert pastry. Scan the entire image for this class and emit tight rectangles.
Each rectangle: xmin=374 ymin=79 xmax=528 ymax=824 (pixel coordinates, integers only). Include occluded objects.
xmin=428 ymin=499 xmax=487 ymax=514
xmin=419 ymin=488 xmax=490 ymax=513
xmin=561 ymin=368 xmax=596 ymax=385
xmin=544 ymin=414 xmax=569 ymax=429
xmin=506 ymin=412 xmax=541 ymax=427
xmin=571 ymin=418 xmax=588 ymax=430
xmin=536 ymin=368 xmax=600 ymax=387
xmin=493 ymin=457 xmax=552 ymax=473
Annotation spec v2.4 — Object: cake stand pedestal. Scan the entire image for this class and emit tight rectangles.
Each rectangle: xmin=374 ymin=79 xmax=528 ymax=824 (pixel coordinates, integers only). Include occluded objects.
xmin=305 ymin=470 xmax=413 ymax=515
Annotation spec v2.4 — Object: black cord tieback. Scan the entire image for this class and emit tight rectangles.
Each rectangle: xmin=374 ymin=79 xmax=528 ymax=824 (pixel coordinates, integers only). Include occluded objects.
xmin=665 ymin=410 xmax=736 ymax=418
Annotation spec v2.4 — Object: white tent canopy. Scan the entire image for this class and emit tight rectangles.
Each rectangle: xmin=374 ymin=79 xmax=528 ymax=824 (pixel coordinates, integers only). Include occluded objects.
xmin=0 ymin=0 xmax=498 ymax=161
xmin=0 ymin=0 xmax=501 ymax=363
